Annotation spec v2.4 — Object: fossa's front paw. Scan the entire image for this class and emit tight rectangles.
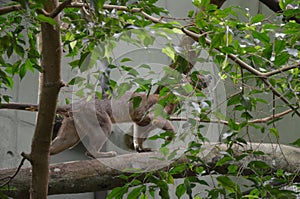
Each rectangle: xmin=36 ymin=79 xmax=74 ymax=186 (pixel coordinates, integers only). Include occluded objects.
xmin=136 ymin=147 xmax=152 ymax=153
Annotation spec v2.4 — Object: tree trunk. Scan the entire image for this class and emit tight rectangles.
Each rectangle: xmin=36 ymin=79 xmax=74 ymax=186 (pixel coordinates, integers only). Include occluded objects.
xmin=28 ymin=0 xmax=62 ymax=198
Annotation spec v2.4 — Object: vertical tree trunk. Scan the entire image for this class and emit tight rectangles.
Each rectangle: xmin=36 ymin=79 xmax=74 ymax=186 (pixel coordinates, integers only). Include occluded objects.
xmin=29 ymin=0 xmax=62 ymax=198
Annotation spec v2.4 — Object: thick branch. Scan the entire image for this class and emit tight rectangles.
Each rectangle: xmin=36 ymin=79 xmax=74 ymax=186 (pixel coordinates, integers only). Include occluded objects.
xmin=0 ymin=4 xmax=23 ymax=15
xmin=1 ymin=143 xmax=300 ymax=197
xmin=0 ymin=102 xmax=69 ymax=114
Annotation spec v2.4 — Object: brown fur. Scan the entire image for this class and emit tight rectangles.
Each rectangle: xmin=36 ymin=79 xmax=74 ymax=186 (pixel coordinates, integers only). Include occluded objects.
xmin=49 ymin=92 xmax=176 ymax=158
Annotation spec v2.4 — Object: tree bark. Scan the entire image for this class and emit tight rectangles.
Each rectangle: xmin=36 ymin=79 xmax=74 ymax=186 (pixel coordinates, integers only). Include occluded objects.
xmin=1 ymin=143 xmax=300 ymax=197
xmin=26 ymin=0 xmax=62 ymax=198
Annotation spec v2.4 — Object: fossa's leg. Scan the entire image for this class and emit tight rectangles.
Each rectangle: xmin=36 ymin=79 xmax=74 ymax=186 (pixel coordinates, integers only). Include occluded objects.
xmin=73 ymin=101 xmax=117 ymax=158
xmin=133 ymin=123 xmax=156 ymax=152
xmin=50 ymin=117 xmax=80 ymax=155
xmin=133 ymin=113 xmax=175 ymax=152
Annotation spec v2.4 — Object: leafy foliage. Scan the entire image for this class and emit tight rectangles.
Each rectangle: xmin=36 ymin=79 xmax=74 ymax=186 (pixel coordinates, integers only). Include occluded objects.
xmin=0 ymin=6 xmax=41 ymax=103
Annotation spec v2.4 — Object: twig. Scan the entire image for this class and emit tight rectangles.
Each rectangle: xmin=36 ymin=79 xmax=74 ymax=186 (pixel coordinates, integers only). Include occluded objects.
xmin=170 ymin=116 xmax=229 ymax=125
xmin=171 ymin=108 xmax=294 ymax=125
xmin=264 ymin=62 xmax=300 ymax=77
xmin=49 ymin=0 xmax=72 ymax=18
xmin=0 ymin=157 xmax=26 ymax=188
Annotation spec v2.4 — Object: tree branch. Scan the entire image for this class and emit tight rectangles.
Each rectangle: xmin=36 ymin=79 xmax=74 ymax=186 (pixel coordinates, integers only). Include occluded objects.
xmin=1 ymin=143 xmax=300 ymax=197
xmin=248 ymin=108 xmax=294 ymax=123
xmin=0 ymin=158 xmax=26 ymax=188
xmin=263 ymin=62 xmax=300 ymax=77
xmin=181 ymin=28 xmax=300 ymax=117
xmin=49 ymin=0 xmax=72 ymax=18
xmin=0 ymin=101 xmax=293 ymax=127
xmin=171 ymin=108 xmax=294 ymax=125
xmin=1 ymin=0 xmax=299 ymax=24
xmin=0 ymin=4 xmax=23 ymax=15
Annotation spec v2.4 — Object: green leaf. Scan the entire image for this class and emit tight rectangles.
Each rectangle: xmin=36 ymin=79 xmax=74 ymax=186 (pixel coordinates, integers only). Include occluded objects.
xmin=252 ymin=30 xmax=270 ymax=44
xmin=107 ymin=186 xmax=129 ymax=199
xmin=183 ymin=178 xmax=193 ymax=199
xmin=158 ymin=180 xmax=170 ymax=199
xmin=69 ymin=59 xmax=80 ymax=69
xmin=241 ymin=111 xmax=253 ymax=120
xmin=14 ymin=44 xmax=25 ymax=58
xmin=248 ymin=160 xmax=270 ymax=170
xmin=97 ymin=0 xmax=106 ymax=9
xmin=19 ymin=63 xmax=27 ymax=80
xmin=132 ymin=96 xmax=142 ymax=110
xmin=140 ymin=194 xmax=148 ymax=199
xmin=216 ymin=176 xmax=238 ymax=193
xmin=170 ymin=164 xmax=186 ymax=175
xmin=138 ymin=64 xmax=151 ymax=70
xmin=274 ymin=52 xmax=289 ymax=66
xmin=7 ymin=46 xmax=13 ymax=58
xmin=120 ymin=58 xmax=132 ymax=62
xmin=211 ymin=32 xmax=225 ymax=48
xmin=1 ymin=73 xmax=14 ymax=89
xmin=69 ymin=40 xmax=77 ymax=50
xmin=116 ymin=83 xmax=131 ymax=98
xmin=216 ymin=156 xmax=233 ymax=166
xmin=274 ymin=39 xmax=286 ymax=54
xmin=2 ymin=95 xmax=10 ymax=103
xmin=228 ymin=165 xmax=238 ymax=174
xmin=121 ymin=65 xmax=139 ymax=77
xmin=279 ymin=0 xmax=294 ymax=10
xmin=127 ymin=186 xmax=145 ymax=199
xmin=270 ymin=128 xmax=279 ymax=138
xmin=188 ymin=10 xmax=195 ymax=18
xmin=68 ymin=77 xmax=86 ymax=85
xmin=24 ymin=59 xmax=34 ymax=73
xmin=195 ymin=166 xmax=204 ymax=175
xmin=251 ymin=14 xmax=264 ymax=24
xmin=36 ymin=14 xmax=57 ymax=25
xmin=192 ymin=0 xmax=201 ymax=7
xmin=175 ymin=184 xmax=186 ymax=199
xmin=182 ymin=83 xmax=194 ymax=94
xmin=240 ymin=96 xmax=252 ymax=111
xmin=159 ymin=147 xmax=169 ymax=157
xmin=162 ymin=47 xmax=175 ymax=61
xmin=166 ymin=173 xmax=175 ymax=184
xmin=290 ymin=138 xmax=300 ymax=147
xmin=262 ymin=44 xmax=273 ymax=59
xmin=279 ymin=0 xmax=284 ymax=9
xmin=79 ymin=52 xmax=93 ymax=72
xmin=227 ymin=94 xmax=241 ymax=106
